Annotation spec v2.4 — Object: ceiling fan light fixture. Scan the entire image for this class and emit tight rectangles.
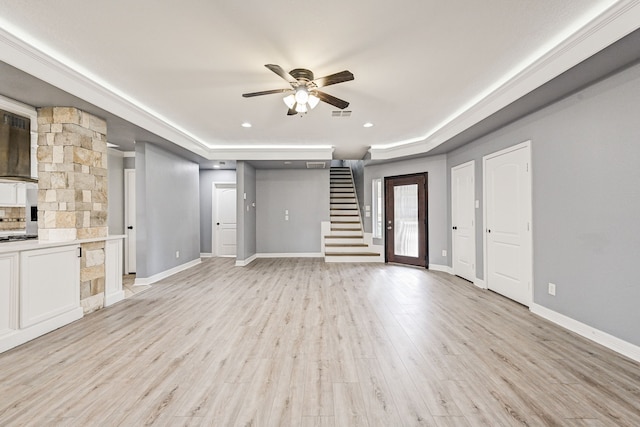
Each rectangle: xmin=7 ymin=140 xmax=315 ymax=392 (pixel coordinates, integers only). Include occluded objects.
xmin=295 ymin=102 xmax=308 ymax=113
xmin=294 ymin=87 xmax=309 ymax=105
xmin=283 ymin=94 xmax=296 ymax=109
xmin=308 ymin=93 xmax=320 ymax=109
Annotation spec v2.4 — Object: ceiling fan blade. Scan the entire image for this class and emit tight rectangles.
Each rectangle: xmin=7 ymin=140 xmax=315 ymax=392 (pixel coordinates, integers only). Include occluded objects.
xmin=242 ymin=88 xmax=291 ymax=98
xmin=265 ymin=64 xmax=298 ymax=86
xmin=287 ymin=107 xmax=297 ymax=116
xmin=314 ymin=90 xmax=350 ymax=109
xmin=312 ymin=70 xmax=354 ymax=88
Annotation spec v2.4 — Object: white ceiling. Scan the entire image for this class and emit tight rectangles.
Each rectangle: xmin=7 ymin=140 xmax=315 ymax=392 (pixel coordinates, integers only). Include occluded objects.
xmin=0 ymin=1 xmax=638 ymax=160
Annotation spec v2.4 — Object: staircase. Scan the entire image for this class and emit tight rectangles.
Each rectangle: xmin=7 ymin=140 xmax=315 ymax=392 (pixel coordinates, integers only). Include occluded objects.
xmin=324 ymin=167 xmax=382 ymax=262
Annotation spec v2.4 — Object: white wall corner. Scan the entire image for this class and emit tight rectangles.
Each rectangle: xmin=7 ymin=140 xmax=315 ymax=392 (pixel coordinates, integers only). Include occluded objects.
xmin=134 ymin=258 xmax=201 ymax=285
xmin=429 ymin=264 xmax=453 ymax=274
xmin=473 ymin=278 xmax=487 ymax=289
xmin=530 ymin=303 xmax=640 ymax=364
xmin=235 ymin=254 xmax=257 ymax=267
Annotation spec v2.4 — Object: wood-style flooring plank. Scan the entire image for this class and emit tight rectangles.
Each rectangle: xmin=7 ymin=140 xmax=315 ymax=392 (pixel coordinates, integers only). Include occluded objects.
xmin=0 ymin=257 xmax=638 ymax=426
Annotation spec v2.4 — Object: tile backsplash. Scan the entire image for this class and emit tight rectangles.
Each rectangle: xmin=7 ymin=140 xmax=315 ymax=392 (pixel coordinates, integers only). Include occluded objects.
xmin=0 ymin=206 xmax=26 ymax=231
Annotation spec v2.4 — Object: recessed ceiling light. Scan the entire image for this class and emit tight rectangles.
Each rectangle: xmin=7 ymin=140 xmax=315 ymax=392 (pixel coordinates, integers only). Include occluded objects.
xmin=283 ymin=161 xmax=292 ymax=165
xmin=363 ymin=122 xmax=374 ymax=128
xmin=241 ymin=122 xmax=252 ymax=128
xmin=213 ymin=165 xmax=220 ymax=169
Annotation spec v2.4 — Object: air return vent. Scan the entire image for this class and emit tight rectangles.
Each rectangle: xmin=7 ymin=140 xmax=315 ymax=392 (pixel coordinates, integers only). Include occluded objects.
xmin=331 ymin=110 xmax=352 ymax=117
xmin=306 ymin=162 xmax=326 ymax=169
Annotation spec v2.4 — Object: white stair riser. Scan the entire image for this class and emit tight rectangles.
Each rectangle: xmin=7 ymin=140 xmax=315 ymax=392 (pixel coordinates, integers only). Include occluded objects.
xmin=331 ymin=216 xmax=359 ymax=221
xmin=330 ymin=204 xmax=358 ymax=209
xmin=331 ymin=198 xmax=356 ymax=203
xmin=325 ymin=237 xmax=364 ymax=244
xmin=329 ymin=230 xmax=363 ymax=236
xmin=325 ymin=256 xmax=383 ymax=263
xmin=324 ymin=246 xmax=370 ymax=253
xmin=330 ymin=210 xmax=358 ymax=216
xmin=331 ymin=223 xmax=362 ymax=230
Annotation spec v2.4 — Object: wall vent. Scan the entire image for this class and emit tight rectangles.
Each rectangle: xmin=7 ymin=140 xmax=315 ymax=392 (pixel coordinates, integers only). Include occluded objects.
xmin=331 ymin=110 xmax=352 ymax=117
xmin=306 ymin=161 xmax=326 ymax=169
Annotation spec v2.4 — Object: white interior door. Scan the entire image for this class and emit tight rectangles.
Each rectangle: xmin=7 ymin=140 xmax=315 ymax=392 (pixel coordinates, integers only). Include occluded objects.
xmin=452 ymin=161 xmax=475 ymax=282
xmin=124 ymin=169 xmax=136 ymax=273
xmin=484 ymin=142 xmax=532 ymax=306
xmin=214 ymin=184 xmax=236 ymax=257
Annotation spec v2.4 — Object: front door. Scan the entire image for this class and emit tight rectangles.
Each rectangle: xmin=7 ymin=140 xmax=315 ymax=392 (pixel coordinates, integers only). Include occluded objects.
xmin=384 ymin=173 xmax=428 ymax=267
xmin=484 ymin=142 xmax=532 ymax=306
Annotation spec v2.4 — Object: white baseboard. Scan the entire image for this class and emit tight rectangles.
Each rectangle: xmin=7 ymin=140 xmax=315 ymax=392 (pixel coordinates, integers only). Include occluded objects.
xmin=257 ymin=252 xmax=323 ymax=258
xmin=104 ymin=290 xmax=125 ymax=307
xmin=0 ymin=307 xmax=83 ymax=354
xmin=235 ymin=254 xmax=257 ymax=267
xmin=200 ymin=253 xmax=213 ymax=258
xmin=473 ymin=278 xmax=487 ymax=289
xmin=134 ymin=258 xmax=201 ymax=286
xmin=530 ymin=303 xmax=640 ymax=363
xmin=429 ymin=264 xmax=452 ymax=274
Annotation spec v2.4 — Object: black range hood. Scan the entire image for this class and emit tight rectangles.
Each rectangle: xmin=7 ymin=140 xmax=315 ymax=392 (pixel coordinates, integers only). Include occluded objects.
xmin=0 ymin=108 xmax=36 ymax=182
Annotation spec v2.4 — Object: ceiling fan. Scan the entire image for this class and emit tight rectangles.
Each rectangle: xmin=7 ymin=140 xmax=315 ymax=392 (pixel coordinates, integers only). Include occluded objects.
xmin=242 ymin=64 xmax=354 ymax=115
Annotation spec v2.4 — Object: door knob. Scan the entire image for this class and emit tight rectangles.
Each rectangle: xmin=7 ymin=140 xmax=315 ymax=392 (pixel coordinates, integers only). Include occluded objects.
xmin=387 ymin=226 xmax=392 ymax=230
xmin=127 ymin=226 xmax=133 ymax=230
xmin=216 ymin=223 xmax=220 ymax=226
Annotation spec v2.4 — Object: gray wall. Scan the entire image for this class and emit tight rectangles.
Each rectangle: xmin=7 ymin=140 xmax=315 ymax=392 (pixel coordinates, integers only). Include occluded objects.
xmin=446 ymin=62 xmax=640 ymax=346
xmin=135 ymin=142 xmax=200 ymax=278
xmin=256 ymin=169 xmax=329 ymax=254
xmin=107 ymin=149 xmax=124 ymax=235
xmin=199 ymin=169 xmax=237 ymax=254
xmin=363 ymin=155 xmax=448 ymax=267
xmin=236 ymin=161 xmax=256 ymax=261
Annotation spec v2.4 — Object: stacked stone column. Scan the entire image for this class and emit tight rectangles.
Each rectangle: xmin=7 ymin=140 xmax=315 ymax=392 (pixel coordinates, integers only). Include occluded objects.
xmin=37 ymin=107 xmax=108 ymax=313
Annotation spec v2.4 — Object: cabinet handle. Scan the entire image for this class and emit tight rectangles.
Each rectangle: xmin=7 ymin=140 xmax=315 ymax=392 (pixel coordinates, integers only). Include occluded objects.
xmin=77 ymin=247 xmax=82 ymax=258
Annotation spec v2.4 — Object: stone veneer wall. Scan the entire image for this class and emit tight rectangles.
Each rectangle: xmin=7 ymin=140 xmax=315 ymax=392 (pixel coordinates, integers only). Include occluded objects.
xmin=37 ymin=107 xmax=108 ymax=313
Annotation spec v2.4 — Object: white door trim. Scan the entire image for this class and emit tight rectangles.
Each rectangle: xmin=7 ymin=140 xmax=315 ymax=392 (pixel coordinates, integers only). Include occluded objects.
xmin=212 ymin=182 xmax=236 ymax=257
xmin=482 ymin=140 xmax=533 ymax=306
xmin=451 ymin=160 xmax=476 ymax=282
xmin=124 ymin=169 xmax=136 ymax=274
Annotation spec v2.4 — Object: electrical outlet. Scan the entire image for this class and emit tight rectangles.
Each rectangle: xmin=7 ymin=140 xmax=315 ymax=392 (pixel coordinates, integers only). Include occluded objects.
xmin=442 ymin=250 xmax=447 ymax=257
xmin=548 ymin=282 xmax=556 ymax=296
xmin=176 ymin=250 xmax=180 ymax=259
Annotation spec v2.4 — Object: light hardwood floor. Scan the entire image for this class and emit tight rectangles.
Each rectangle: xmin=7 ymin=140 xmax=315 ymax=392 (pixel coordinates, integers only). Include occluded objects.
xmin=1 ymin=258 xmax=639 ymax=426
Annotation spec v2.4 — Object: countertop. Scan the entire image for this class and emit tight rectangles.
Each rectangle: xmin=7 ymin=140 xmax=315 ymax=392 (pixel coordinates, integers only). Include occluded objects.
xmin=0 ymin=235 xmax=126 ymax=254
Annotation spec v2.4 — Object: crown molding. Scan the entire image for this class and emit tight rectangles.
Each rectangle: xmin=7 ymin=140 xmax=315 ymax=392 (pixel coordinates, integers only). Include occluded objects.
xmin=369 ymin=0 xmax=640 ymax=160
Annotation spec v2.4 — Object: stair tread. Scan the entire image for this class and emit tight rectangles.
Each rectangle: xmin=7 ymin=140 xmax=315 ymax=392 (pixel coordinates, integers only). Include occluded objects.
xmin=331 ymin=220 xmax=360 ymax=223
xmin=325 ymin=235 xmax=362 ymax=239
xmin=325 ymin=252 xmax=380 ymax=256
xmin=325 ymin=244 xmax=368 ymax=247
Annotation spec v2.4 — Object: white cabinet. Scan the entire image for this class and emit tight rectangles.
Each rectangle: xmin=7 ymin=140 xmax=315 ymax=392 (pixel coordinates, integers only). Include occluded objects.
xmin=0 ymin=253 xmax=18 ymax=337
xmin=104 ymin=238 xmax=124 ymax=306
xmin=0 ymin=183 xmax=26 ymax=206
xmin=20 ymin=245 xmax=80 ymax=328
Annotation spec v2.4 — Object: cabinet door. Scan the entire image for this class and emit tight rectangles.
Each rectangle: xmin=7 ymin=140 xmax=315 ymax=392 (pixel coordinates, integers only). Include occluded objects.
xmin=0 ymin=253 xmax=18 ymax=336
xmin=0 ymin=183 xmax=17 ymax=205
xmin=20 ymin=246 xmax=80 ymax=328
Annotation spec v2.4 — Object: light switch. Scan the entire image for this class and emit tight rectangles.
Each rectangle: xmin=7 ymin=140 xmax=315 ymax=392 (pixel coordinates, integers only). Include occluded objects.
xmin=285 ymin=209 xmax=289 ymax=215
xmin=365 ymin=205 xmax=370 ymax=211
xmin=365 ymin=211 xmax=371 ymax=217
xmin=244 ymin=193 xmax=247 ymax=200
xmin=285 ymin=215 xmax=289 ymax=221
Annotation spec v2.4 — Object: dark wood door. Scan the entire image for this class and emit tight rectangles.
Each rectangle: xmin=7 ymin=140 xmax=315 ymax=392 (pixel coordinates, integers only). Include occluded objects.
xmin=385 ymin=173 xmax=428 ymax=267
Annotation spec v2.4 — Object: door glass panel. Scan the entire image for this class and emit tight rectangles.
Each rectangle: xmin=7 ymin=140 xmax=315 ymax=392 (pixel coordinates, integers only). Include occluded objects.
xmin=394 ymin=184 xmax=419 ymax=257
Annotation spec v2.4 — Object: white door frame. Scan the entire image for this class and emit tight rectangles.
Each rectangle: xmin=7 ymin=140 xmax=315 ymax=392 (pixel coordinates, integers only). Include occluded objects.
xmin=451 ymin=160 xmax=476 ymax=283
xmin=212 ymin=182 xmax=236 ymax=257
xmin=482 ymin=140 xmax=533 ymax=305
xmin=124 ymin=169 xmax=135 ymax=274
